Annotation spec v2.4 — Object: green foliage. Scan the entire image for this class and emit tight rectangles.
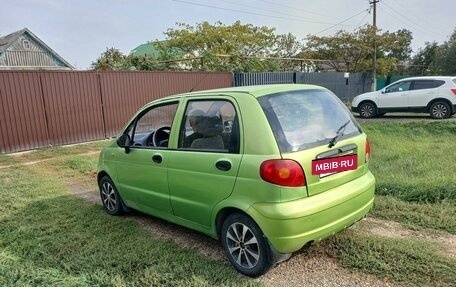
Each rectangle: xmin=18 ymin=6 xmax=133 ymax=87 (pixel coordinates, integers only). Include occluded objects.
xmin=91 ymin=47 xmax=128 ymax=70
xmin=91 ymin=21 xmax=303 ymax=72
xmin=408 ymin=42 xmax=439 ymax=76
xmin=434 ymin=28 xmax=456 ymax=75
xmin=161 ymin=21 xmax=280 ymax=71
xmin=302 ymin=25 xmax=413 ymax=75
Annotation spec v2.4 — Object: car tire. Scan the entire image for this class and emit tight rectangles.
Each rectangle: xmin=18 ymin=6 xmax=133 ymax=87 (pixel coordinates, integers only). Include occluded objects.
xmin=359 ymin=102 xmax=376 ymax=118
xmin=429 ymin=101 xmax=451 ymax=119
xmin=99 ymin=176 xmax=124 ymax=215
xmin=221 ymin=213 xmax=273 ymax=277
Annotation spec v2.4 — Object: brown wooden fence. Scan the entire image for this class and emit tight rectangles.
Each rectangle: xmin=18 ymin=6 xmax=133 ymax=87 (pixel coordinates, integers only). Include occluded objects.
xmin=0 ymin=71 xmax=232 ymax=153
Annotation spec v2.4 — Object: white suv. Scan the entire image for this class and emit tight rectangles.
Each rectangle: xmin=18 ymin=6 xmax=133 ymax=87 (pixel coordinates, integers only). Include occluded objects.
xmin=352 ymin=76 xmax=456 ymax=119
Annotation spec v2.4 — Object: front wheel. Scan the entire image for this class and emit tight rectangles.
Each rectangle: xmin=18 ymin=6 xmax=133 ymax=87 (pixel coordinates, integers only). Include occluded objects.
xmin=429 ymin=101 xmax=451 ymax=119
xmin=99 ymin=176 xmax=124 ymax=215
xmin=221 ymin=213 xmax=273 ymax=277
xmin=359 ymin=102 xmax=376 ymax=118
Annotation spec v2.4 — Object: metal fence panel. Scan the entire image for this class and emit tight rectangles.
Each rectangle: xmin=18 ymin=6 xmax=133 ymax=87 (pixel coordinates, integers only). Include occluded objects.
xmin=0 ymin=71 xmax=232 ymax=153
xmin=0 ymin=72 xmax=49 ymax=153
xmin=234 ymin=72 xmax=295 ymax=86
xmin=233 ymin=72 xmax=372 ymax=103
xmin=296 ymin=72 xmax=372 ymax=103
xmin=40 ymin=72 xmax=105 ymax=146
xmin=100 ymin=71 xmax=232 ymax=137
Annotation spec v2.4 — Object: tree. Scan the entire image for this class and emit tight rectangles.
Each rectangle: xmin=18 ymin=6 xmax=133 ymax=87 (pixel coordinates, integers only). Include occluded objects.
xmin=272 ymin=33 xmax=304 ymax=71
xmin=160 ymin=21 xmax=279 ymax=71
xmin=408 ymin=41 xmax=439 ymax=75
xmin=434 ymin=28 xmax=456 ymax=75
xmin=91 ymin=48 xmax=128 ymax=70
xmin=301 ymin=25 xmax=413 ymax=76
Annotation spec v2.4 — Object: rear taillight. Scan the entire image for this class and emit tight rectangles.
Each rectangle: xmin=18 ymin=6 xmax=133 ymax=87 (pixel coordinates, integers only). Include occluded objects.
xmin=260 ymin=159 xmax=306 ymax=187
xmin=365 ymin=138 xmax=371 ymax=163
xmin=451 ymin=88 xmax=456 ymax=95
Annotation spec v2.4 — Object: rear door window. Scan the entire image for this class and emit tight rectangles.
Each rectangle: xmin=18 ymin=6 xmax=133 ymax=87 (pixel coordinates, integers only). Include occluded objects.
xmin=258 ymin=89 xmax=361 ymax=152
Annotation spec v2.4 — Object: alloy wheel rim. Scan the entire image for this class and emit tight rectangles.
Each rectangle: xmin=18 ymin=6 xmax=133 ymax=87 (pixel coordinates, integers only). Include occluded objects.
xmin=226 ymin=223 xmax=260 ymax=269
xmin=432 ymin=104 xmax=447 ymax=118
xmin=361 ymin=105 xmax=373 ymax=117
xmin=101 ymin=182 xmax=117 ymax=211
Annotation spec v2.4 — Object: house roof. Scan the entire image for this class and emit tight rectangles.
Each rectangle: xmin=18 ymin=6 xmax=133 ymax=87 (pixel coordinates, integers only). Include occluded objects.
xmin=130 ymin=40 xmax=184 ymax=58
xmin=0 ymin=28 xmax=74 ymax=69
xmin=130 ymin=42 xmax=160 ymax=57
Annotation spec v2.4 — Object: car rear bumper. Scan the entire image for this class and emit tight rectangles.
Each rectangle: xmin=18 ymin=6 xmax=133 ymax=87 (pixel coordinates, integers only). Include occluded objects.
xmin=351 ymin=106 xmax=359 ymax=113
xmin=248 ymin=171 xmax=375 ymax=253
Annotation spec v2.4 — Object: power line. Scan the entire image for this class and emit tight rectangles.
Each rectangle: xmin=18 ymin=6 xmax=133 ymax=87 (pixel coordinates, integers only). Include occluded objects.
xmin=256 ymin=0 xmax=335 ymax=19
xmin=315 ymin=9 xmax=370 ymax=35
xmin=354 ymin=8 xmax=372 ymax=30
xmin=218 ymin=0 xmax=334 ymax=24
xmin=380 ymin=1 xmax=446 ymax=38
xmin=387 ymin=0 xmax=443 ymax=33
xmin=172 ymin=0 xmax=356 ymax=26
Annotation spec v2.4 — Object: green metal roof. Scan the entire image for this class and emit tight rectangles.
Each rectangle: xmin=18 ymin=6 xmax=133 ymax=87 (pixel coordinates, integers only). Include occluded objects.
xmin=130 ymin=41 xmax=184 ymax=58
xmin=130 ymin=42 xmax=160 ymax=57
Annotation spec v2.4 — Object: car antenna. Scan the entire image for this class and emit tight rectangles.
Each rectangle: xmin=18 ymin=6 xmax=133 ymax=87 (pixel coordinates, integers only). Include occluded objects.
xmin=189 ymin=73 xmax=210 ymax=92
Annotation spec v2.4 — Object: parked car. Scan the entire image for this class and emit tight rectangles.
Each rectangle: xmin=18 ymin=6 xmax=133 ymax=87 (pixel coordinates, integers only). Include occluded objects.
xmin=97 ymin=84 xmax=375 ymax=277
xmin=351 ymin=76 xmax=456 ymax=119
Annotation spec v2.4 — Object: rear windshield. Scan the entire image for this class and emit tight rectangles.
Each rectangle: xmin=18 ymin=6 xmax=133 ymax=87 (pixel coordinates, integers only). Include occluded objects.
xmin=258 ymin=89 xmax=361 ymax=152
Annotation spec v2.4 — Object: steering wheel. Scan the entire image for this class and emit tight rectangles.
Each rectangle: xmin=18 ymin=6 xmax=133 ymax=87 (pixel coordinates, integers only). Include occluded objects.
xmin=152 ymin=126 xmax=171 ymax=147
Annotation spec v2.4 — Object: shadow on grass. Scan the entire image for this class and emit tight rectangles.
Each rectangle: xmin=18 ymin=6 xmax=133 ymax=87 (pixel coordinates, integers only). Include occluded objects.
xmin=0 ymin=195 xmax=258 ymax=287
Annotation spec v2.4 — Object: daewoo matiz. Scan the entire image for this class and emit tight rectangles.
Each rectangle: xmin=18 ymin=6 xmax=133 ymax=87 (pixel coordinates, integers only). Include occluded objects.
xmin=97 ymin=84 xmax=375 ymax=277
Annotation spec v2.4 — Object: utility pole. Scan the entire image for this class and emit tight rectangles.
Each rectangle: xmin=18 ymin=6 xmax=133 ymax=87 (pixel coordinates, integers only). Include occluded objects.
xmin=370 ymin=0 xmax=379 ymax=91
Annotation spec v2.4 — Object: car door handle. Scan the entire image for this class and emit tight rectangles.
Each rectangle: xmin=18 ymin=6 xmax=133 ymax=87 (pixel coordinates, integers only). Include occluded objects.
xmin=152 ymin=154 xmax=162 ymax=163
xmin=215 ymin=160 xmax=231 ymax=171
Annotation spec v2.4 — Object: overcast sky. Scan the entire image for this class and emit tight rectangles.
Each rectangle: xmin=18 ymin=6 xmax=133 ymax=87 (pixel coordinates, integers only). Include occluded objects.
xmin=1 ymin=0 xmax=454 ymax=69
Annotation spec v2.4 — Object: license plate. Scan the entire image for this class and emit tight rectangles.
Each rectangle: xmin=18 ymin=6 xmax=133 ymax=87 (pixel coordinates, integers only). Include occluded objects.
xmin=312 ymin=154 xmax=358 ymax=176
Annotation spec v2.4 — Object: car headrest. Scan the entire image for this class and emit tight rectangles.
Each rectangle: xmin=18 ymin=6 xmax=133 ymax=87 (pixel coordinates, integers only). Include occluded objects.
xmin=196 ymin=116 xmax=223 ymax=137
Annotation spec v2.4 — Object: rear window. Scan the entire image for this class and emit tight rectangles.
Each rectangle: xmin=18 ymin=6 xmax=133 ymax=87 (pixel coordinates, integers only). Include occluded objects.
xmin=412 ymin=80 xmax=436 ymax=90
xmin=258 ymin=89 xmax=361 ymax=152
xmin=434 ymin=80 xmax=445 ymax=88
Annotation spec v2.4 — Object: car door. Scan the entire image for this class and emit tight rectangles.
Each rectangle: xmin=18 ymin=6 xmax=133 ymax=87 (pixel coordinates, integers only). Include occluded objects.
xmin=379 ymin=80 xmax=412 ymax=109
xmin=115 ymin=101 xmax=179 ymax=216
xmin=167 ymin=98 xmax=242 ymax=227
xmin=409 ymin=80 xmax=438 ymax=107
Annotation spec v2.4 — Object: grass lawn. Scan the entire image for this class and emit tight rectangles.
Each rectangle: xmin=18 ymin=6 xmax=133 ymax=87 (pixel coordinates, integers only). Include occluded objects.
xmin=0 ymin=119 xmax=455 ymax=286
xmin=326 ymin=119 xmax=456 ymax=287
xmin=0 ymin=145 xmax=258 ymax=287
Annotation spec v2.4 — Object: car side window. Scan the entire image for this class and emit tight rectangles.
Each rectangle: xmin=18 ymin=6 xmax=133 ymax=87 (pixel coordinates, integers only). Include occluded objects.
xmin=434 ymin=80 xmax=445 ymax=88
xmin=178 ymin=100 xmax=240 ymax=153
xmin=385 ymin=81 xmax=411 ymax=93
xmin=412 ymin=80 xmax=436 ymax=90
xmin=126 ymin=102 xmax=178 ymax=148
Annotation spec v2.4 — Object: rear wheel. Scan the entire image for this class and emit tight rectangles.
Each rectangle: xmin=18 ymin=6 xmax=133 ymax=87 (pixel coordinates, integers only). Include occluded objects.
xmin=429 ymin=101 xmax=451 ymax=119
xmin=99 ymin=176 xmax=124 ymax=215
xmin=221 ymin=213 xmax=273 ymax=277
xmin=359 ymin=102 xmax=376 ymax=118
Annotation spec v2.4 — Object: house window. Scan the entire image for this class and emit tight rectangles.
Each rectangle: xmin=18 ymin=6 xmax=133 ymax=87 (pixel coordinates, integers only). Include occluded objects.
xmin=22 ymin=40 xmax=30 ymax=49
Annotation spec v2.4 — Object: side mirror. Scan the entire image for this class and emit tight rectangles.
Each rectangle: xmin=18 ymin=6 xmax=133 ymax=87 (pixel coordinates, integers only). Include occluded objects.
xmin=381 ymin=88 xmax=386 ymax=94
xmin=117 ymin=134 xmax=131 ymax=153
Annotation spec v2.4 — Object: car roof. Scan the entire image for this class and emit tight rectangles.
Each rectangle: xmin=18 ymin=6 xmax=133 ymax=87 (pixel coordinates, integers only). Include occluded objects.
xmin=156 ymin=84 xmax=326 ymax=102
xmin=395 ymin=76 xmax=456 ymax=81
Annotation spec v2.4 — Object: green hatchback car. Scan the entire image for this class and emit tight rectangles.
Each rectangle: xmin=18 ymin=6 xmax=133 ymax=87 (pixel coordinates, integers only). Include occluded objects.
xmin=97 ymin=84 xmax=375 ymax=277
